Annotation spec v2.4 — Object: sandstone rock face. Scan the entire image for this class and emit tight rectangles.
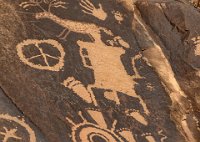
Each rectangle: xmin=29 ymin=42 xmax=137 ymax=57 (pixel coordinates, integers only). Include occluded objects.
xmin=0 ymin=0 xmax=199 ymax=142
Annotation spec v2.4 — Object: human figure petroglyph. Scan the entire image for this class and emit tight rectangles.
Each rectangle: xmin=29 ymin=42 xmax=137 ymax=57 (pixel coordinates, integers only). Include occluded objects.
xmin=0 ymin=127 xmax=21 ymax=142
xmin=16 ymin=39 xmax=65 ymax=71
xmin=78 ymin=40 xmax=149 ymax=115
xmin=0 ymin=114 xmax=36 ymax=142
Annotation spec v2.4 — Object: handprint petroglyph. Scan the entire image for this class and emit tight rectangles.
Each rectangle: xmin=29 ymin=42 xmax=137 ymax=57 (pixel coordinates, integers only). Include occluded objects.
xmin=80 ymin=0 xmax=107 ymax=21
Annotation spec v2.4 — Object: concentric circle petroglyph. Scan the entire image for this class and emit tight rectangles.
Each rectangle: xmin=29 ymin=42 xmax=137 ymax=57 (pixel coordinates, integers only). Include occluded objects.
xmin=16 ymin=39 xmax=65 ymax=71
xmin=0 ymin=114 xmax=36 ymax=142
xmin=72 ymin=123 xmax=124 ymax=142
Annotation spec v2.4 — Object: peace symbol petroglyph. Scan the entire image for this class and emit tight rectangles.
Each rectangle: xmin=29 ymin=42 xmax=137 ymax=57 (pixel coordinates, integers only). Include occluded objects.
xmin=0 ymin=114 xmax=36 ymax=142
xmin=16 ymin=39 xmax=65 ymax=71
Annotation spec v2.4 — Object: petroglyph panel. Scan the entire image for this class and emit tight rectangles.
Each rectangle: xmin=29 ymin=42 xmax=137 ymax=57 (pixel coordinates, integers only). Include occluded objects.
xmin=1 ymin=0 xmax=198 ymax=142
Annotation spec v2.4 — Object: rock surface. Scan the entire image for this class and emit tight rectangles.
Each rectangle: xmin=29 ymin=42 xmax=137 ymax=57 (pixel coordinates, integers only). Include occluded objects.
xmin=0 ymin=0 xmax=199 ymax=142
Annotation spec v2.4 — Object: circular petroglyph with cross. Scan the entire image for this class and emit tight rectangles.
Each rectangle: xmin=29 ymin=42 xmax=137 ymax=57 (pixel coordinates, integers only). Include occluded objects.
xmin=0 ymin=114 xmax=36 ymax=142
xmin=16 ymin=39 xmax=65 ymax=71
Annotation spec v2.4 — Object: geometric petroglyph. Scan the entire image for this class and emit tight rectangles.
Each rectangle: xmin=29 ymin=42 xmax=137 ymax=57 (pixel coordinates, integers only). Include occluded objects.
xmin=16 ymin=39 xmax=65 ymax=71
xmin=66 ymin=110 xmax=136 ymax=142
xmin=0 ymin=114 xmax=36 ymax=142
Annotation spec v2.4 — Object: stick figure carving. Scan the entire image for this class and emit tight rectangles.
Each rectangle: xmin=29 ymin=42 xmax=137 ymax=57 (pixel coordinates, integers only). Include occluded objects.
xmin=0 ymin=114 xmax=36 ymax=142
xmin=16 ymin=39 xmax=65 ymax=71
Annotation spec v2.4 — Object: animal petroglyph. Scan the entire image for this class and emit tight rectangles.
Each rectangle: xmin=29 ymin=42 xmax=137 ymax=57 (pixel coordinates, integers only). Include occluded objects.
xmin=0 ymin=114 xmax=36 ymax=142
xmin=0 ymin=127 xmax=21 ymax=142
xmin=35 ymin=11 xmax=113 ymax=41
xmin=16 ymin=39 xmax=65 ymax=71
xmin=66 ymin=109 xmax=136 ymax=142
